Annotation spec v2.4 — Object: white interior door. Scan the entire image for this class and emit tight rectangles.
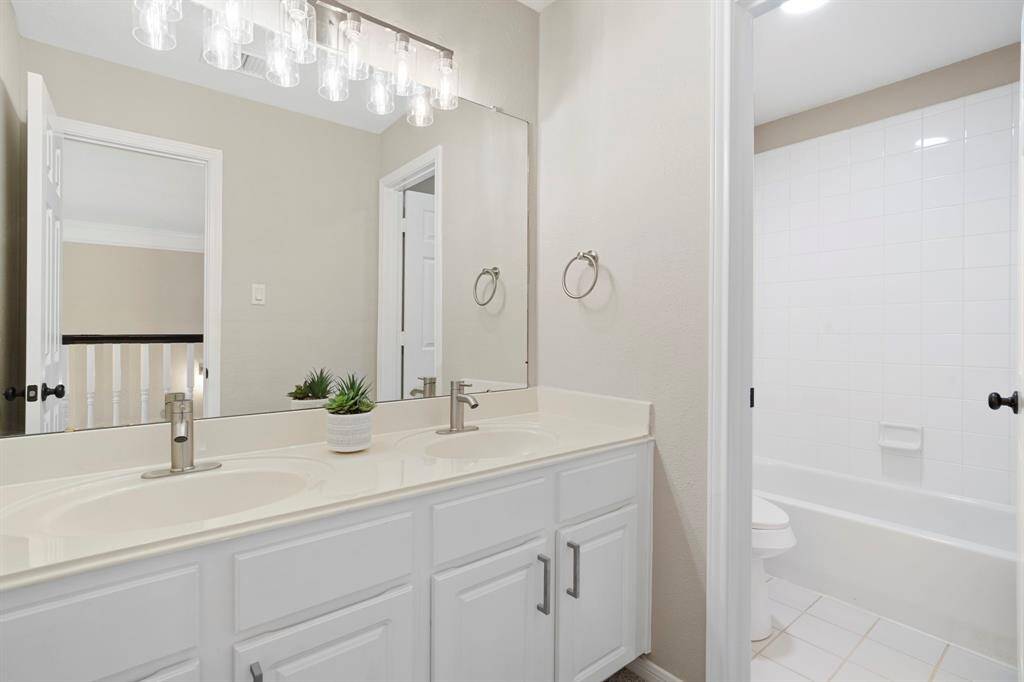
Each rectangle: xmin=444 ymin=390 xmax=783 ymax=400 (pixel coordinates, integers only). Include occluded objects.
xmin=402 ymin=189 xmax=437 ymax=397
xmin=1016 ymin=10 xmax=1024 ymax=674
xmin=25 ymin=72 xmax=67 ymax=434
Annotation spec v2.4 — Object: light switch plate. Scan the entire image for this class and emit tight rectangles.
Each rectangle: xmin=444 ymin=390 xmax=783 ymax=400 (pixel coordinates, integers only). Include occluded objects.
xmin=251 ymin=283 xmax=266 ymax=305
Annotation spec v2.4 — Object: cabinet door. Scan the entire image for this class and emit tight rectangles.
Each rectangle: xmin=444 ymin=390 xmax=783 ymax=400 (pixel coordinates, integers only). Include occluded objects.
xmin=233 ymin=585 xmax=416 ymax=682
xmin=432 ymin=537 xmax=555 ymax=682
xmin=556 ymin=506 xmax=638 ymax=682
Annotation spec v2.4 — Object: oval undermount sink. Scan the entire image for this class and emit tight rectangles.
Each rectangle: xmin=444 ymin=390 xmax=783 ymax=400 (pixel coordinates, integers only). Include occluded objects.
xmin=3 ymin=457 xmax=330 ymax=537
xmin=398 ymin=426 xmax=558 ymax=460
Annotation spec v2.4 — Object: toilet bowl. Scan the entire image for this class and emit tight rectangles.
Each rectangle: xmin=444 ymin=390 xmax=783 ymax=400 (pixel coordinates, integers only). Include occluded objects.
xmin=751 ymin=495 xmax=797 ymax=641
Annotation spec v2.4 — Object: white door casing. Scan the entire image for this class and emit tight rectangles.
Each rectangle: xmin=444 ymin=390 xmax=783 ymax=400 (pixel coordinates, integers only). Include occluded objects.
xmin=432 ymin=537 xmax=555 ymax=682
xmin=1016 ymin=8 xmax=1023 ymax=677
xmin=25 ymin=72 xmax=67 ymax=434
xmin=402 ymin=190 xmax=438 ymax=398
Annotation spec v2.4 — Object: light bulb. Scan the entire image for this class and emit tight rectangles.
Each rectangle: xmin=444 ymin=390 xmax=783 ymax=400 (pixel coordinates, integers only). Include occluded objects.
xmin=318 ymin=47 xmax=349 ymax=102
xmin=280 ymin=0 xmax=316 ymax=64
xmin=265 ymin=31 xmax=299 ymax=87
xmin=134 ymin=0 xmax=181 ymax=22
xmin=223 ymin=0 xmax=253 ymax=45
xmin=407 ymin=82 xmax=433 ymax=127
xmin=344 ymin=12 xmax=369 ymax=81
xmin=132 ymin=0 xmax=176 ymax=51
xmin=431 ymin=51 xmax=459 ymax=111
xmin=392 ymin=33 xmax=415 ymax=96
xmin=203 ymin=9 xmax=241 ymax=70
xmin=367 ymin=68 xmax=395 ymax=115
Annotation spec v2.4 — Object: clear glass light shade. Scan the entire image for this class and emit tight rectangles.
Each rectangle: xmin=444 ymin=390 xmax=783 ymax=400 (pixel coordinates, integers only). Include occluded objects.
xmin=223 ymin=0 xmax=254 ymax=45
xmin=134 ymin=0 xmax=182 ymax=23
xmin=318 ymin=47 xmax=349 ymax=102
xmin=265 ymin=31 xmax=300 ymax=87
xmin=132 ymin=0 xmax=177 ymax=51
xmin=407 ymin=83 xmax=433 ymax=127
xmin=203 ymin=9 xmax=241 ymax=70
xmin=280 ymin=0 xmax=317 ymax=64
xmin=392 ymin=34 xmax=415 ymax=96
xmin=431 ymin=52 xmax=459 ymax=110
xmin=343 ymin=14 xmax=369 ymax=81
xmin=367 ymin=68 xmax=395 ymax=115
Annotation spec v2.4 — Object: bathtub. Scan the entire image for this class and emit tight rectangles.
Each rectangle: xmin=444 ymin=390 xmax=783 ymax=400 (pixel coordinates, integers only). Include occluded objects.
xmin=754 ymin=458 xmax=1016 ymax=664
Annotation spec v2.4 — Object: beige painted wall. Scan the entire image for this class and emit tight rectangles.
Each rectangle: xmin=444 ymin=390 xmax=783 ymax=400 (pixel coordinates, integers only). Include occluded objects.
xmin=62 ymin=243 xmax=203 ymax=335
xmin=380 ymin=102 xmax=529 ymax=389
xmin=0 ymin=0 xmax=24 ymax=435
xmin=756 ymin=43 xmax=1021 ymax=152
xmin=22 ymin=38 xmax=382 ymax=417
xmin=537 ymin=2 xmax=711 ymax=680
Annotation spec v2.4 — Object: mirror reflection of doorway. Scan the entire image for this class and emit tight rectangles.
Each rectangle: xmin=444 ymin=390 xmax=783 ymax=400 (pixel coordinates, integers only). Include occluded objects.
xmin=402 ymin=178 xmax=437 ymax=400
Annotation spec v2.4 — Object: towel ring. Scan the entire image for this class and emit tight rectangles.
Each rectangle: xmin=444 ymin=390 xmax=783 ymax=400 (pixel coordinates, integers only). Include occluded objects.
xmin=474 ymin=267 xmax=500 ymax=306
xmin=562 ymin=250 xmax=599 ymax=299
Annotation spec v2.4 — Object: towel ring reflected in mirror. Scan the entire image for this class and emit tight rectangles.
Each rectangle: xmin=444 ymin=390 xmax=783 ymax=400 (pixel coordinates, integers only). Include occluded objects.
xmin=562 ymin=250 xmax=599 ymax=299
xmin=474 ymin=267 xmax=500 ymax=306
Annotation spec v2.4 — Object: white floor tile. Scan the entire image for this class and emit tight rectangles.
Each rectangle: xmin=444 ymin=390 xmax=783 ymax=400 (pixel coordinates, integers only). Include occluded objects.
xmin=933 ymin=669 xmax=970 ymax=682
xmin=807 ymin=597 xmax=878 ymax=635
xmin=770 ymin=598 xmax=803 ymax=630
xmin=831 ymin=662 xmax=888 ymax=682
xmin=753 ymin=628 xmax=782 ymax=656
xmin=849 ymin=638 xmax=935 ymax=681
xmin=752 ymin=656 xmax=811 ymax=682
xmin=767 ymin=578 xmax=821 ymax=611
xmin=786 ymin=613 xmax=862 ymax=658
xmin=939 ymin=646 xmax=1017 ymax=682
xmin=763 ymin=633 xmax=843 ymax=682
xmin=868 ymin=619 xmax=946 ymax=664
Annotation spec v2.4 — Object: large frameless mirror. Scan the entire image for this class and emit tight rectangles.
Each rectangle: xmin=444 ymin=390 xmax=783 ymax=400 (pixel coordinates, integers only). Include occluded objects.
xmin=0 ymin=0 xmax=528 ymax=437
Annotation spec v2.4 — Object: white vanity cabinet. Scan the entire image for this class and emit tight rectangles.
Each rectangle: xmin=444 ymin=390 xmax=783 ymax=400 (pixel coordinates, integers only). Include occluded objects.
xmin=0 ymin=440 xmax=652 ymax=682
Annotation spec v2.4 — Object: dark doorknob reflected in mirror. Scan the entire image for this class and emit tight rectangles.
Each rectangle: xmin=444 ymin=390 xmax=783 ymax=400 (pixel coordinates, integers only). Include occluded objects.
xmin=987 ymin=391 xmax=1018 ymax=414
xmin=41 ymin=383 xmax=65 ymax=401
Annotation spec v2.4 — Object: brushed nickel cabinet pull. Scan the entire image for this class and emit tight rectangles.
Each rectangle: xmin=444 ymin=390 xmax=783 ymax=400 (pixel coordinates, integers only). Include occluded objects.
xmin=537 ymin=553 xmax=551 ymax=614
xmin=566 ymin=541 xmax=581 ymax=599
xmin=250 ymin=662 xmax=263 ymax=682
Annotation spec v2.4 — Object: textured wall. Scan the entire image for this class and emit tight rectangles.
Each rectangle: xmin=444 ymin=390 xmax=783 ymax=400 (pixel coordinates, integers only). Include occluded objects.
xmin=537 ymin=2 xmax=712 ymax=679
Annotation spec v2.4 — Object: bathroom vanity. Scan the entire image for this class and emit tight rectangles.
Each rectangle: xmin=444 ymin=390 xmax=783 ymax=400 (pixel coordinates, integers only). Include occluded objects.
xmin=0 ymin=389 xmax=653 ymax=682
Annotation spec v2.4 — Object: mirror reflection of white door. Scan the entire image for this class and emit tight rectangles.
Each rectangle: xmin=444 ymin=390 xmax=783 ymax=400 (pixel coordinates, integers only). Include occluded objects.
xmin=25 ymin=72 xmax=67 ymax=434
xmin=403 ymin=189 xmax=437 ymax=398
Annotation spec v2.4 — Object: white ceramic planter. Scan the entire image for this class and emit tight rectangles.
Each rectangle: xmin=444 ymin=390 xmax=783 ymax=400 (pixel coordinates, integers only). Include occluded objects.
xmin=326 ymin=412 xmax=373 ymax=453
xmin=289 ymin=398 xmax=329 ymax=411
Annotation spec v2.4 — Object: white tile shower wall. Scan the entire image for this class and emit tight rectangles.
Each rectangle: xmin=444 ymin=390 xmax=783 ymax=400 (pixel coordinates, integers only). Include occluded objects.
xmin=753 ymin=84 xmax=1020 ymax=506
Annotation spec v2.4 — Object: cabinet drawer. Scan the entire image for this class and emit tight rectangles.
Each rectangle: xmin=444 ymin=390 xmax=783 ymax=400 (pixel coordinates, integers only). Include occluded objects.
xmin=557 ymin=451 xmax=637 ymax=522
xmin=0 ymin=566 xmax=199 ymax=682
xmin=233 ymin=585 xmax=415 ymax=682
xmin=432 ymin=477 xmax=550 ymax=565
xmin=139 ymin=659 xmax=201 ymax=682
xmin=235 ymin=512 xmax=413 ymax=632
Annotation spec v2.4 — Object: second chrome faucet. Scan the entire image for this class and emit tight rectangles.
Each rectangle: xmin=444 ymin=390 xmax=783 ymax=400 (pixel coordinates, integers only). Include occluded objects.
xmin=437 ymin=380 xmax=479 ymax=434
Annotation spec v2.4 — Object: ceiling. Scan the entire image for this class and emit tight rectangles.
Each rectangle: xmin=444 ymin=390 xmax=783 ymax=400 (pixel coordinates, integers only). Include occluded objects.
xmin=754 ymin=0 xmax=1023 ymax=125
xmin=516 ymin=0 xmax=556 ymax=11
xmin=63 ymin=139 xmax=206 ymax=235
xmin=13 ymin=0 xmax=404 ymax=134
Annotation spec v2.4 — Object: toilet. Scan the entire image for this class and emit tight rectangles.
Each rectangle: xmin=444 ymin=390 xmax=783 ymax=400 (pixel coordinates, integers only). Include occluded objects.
xmin=751 ymin=495 xmax=797 ymax=641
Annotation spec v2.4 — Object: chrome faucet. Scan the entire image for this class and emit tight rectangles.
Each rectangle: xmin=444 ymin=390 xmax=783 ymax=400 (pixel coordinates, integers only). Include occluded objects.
xmin=437 ymin=380 xmax=479 ymax=434
xmin=142 ymin=393 xmax=221 ymax=479
xmin=410 ymin=376 xmax=437 ymax=398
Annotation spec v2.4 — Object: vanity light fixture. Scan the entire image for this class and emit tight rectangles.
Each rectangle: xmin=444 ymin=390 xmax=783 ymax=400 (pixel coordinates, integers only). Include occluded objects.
xmin=132 ymin=0 xmax=179 ymax=51
xmin=281 ymin=0 xmax=317 ymax=64
xmin=392 ymin=33 xmax=416 ymax=97
xmin=343 ymin=12 xmax=370 ymax=81
xmin=265 ymin=30 xmax=300 ymax=87
xmin=203 ymin=8 xmax=242 ymax=71
xmin=407 ymin=82 xmax=434 ymax=127
xmin=223 ymin=0 xmax=254 ymax=45
xmin=431 ymin=50 xmax=459 ymax=110
xmin=318 ymin=46 xmax=350 ymax=102
xmin=367 ymin=67 xmax=396 ymax=115
xmin=779 ymin=0 xmax=829 ymax=14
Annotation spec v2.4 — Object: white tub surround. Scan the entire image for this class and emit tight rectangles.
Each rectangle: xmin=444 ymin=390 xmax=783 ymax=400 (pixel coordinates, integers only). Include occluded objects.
xmin=755 ymin=458 xmax=1015 ymax=664
xmin=0 ymin=388 xmax=654 ymax=682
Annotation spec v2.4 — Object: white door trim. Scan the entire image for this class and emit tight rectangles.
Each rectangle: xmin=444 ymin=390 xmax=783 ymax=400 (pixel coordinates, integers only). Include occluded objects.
xmin=57 ymin=117 xmax=224 ymax=417
xmin=377 ymin=146 xmax=443 ymax=402
xmin=707 ymin=1 xmax=766 ymax=680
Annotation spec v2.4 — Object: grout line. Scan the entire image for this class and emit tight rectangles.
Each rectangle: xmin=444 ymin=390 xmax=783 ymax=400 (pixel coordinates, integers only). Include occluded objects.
xmin=928 ymin=644 xmax=951 ymax=682
xmin=826 ymin=616 xmax=882 ymax=681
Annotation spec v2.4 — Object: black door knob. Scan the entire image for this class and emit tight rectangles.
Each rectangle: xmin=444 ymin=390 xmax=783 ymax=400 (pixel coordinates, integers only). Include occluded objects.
xmin=41 ymin=383 xmax=65 ymax=401
xmin=4 ymin=385 xmax=38 ymax=402
xmin=3 ymin=386 xmax=22 ymax=401
xmin=988 ymin=391 xmax=1018 ymax=414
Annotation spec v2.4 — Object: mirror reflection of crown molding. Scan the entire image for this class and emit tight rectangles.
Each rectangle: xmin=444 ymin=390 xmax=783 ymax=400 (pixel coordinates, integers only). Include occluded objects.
xmin=63 ymin=220 xmax=205 ymax=254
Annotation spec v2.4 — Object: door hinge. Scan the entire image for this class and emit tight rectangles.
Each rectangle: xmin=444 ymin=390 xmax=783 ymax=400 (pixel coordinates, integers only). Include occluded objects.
xmin=749 ymin=387 xmax=755 ymax=408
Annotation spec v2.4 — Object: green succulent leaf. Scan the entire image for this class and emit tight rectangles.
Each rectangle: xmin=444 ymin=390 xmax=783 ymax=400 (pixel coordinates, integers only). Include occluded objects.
xmin=325 ymin=373 xmax=376 ymax=415
xmin=288 ymin=367 xmax=336 ymax=400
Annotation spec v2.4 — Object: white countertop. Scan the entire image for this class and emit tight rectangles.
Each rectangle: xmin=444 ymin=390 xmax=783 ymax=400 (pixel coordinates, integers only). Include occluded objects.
xmin=0 ymin=393 xmax=651 ymax=590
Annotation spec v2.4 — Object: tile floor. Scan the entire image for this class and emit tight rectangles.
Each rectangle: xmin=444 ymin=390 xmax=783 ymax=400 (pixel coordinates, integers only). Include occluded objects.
xmin=751 ymin=577 xmax=1017 ymax=682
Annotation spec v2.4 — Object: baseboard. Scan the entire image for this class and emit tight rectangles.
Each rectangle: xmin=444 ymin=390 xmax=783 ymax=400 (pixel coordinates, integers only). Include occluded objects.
xmin=627 ymin=655 xmax=684 ymax=682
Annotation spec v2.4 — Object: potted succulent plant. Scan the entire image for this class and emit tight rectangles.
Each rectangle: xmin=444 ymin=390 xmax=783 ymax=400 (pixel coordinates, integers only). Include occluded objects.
xmin=287 ymin=368 xmax=335 ymax=410
xmin=324 ymin=373 xmax=376 ymax=453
